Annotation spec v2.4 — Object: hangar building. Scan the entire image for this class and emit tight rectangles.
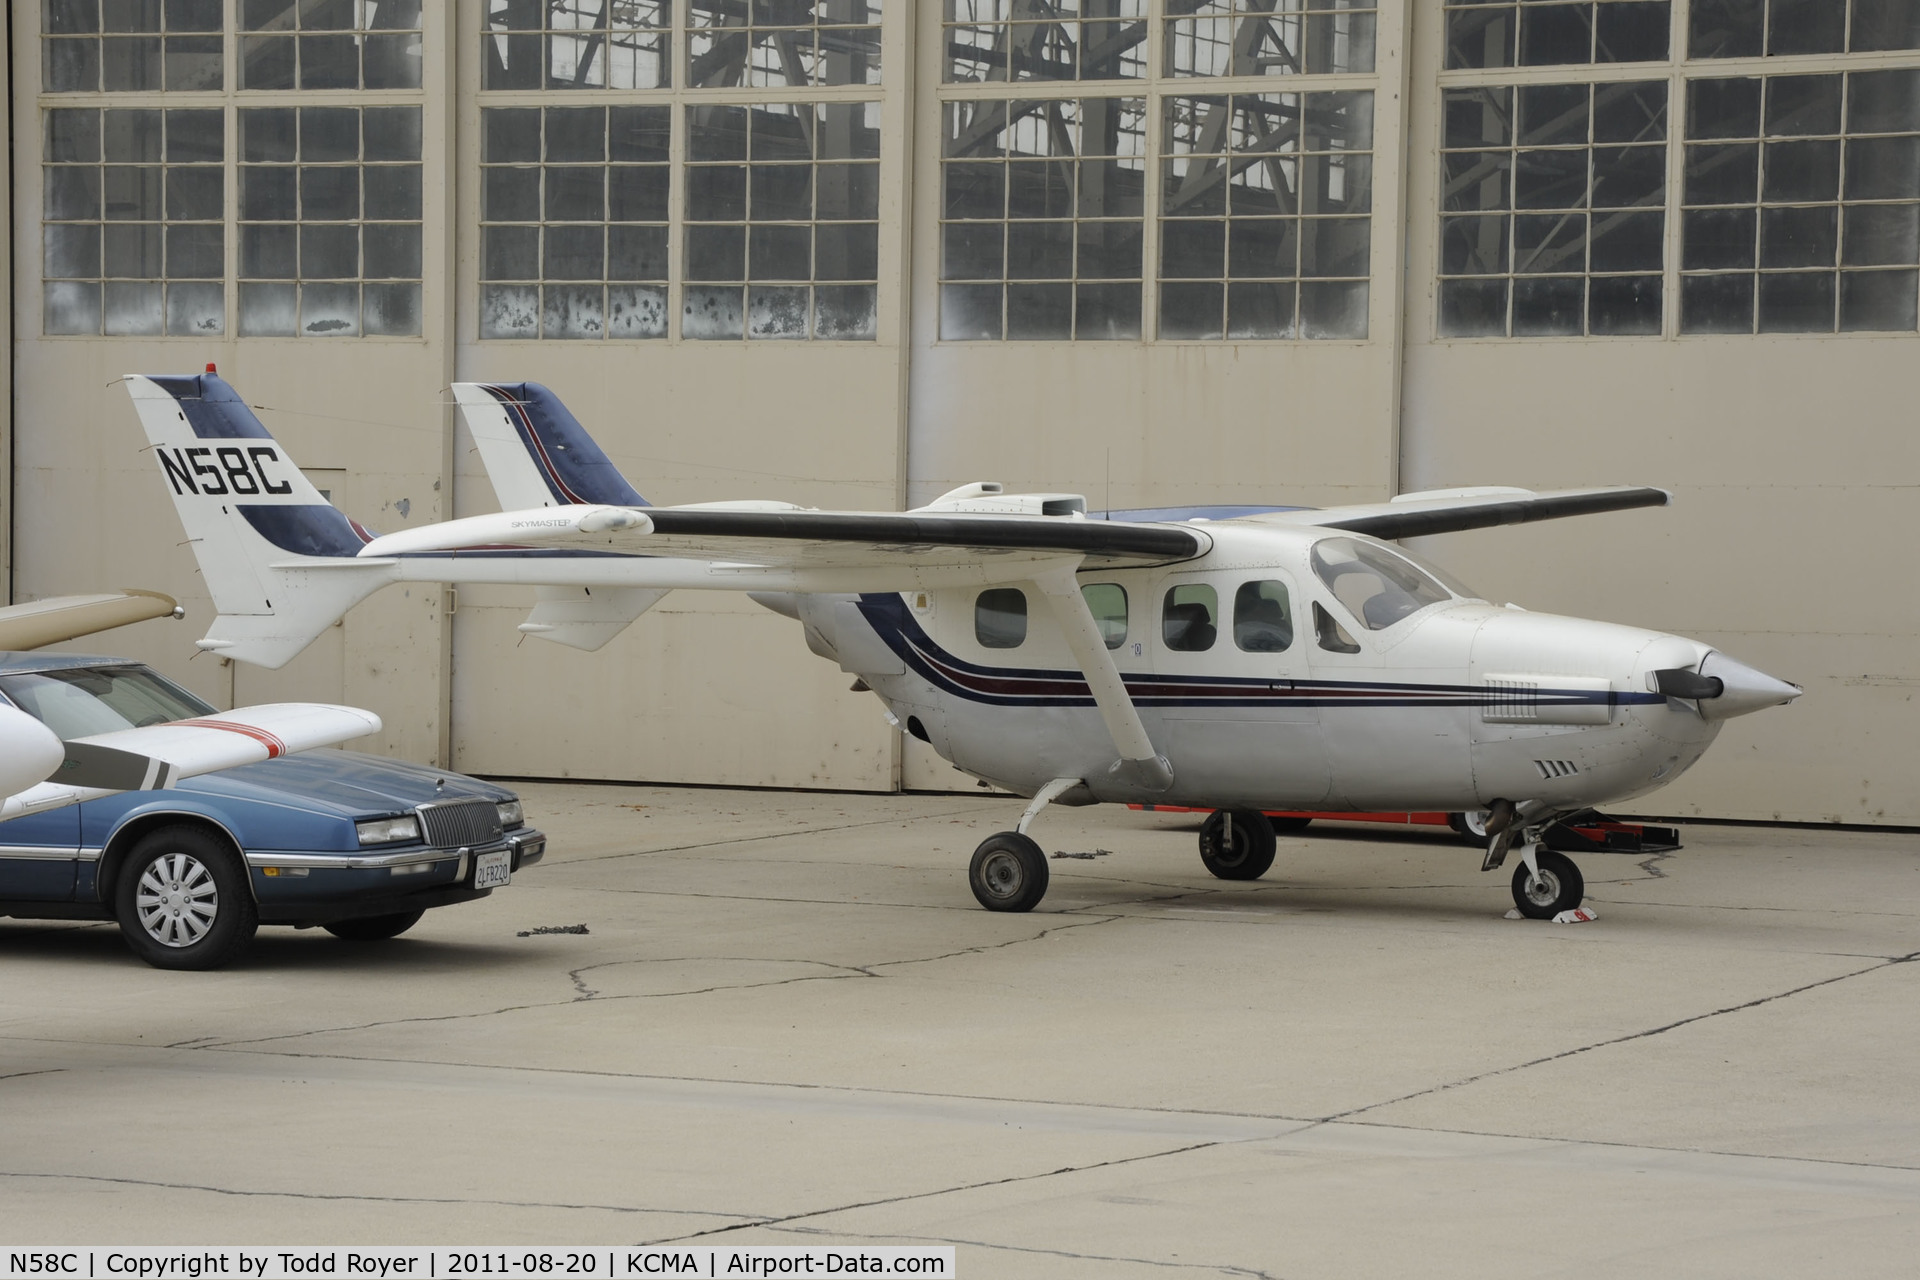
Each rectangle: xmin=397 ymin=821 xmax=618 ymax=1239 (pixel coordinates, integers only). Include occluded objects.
xmin=7 ymin=2 xmax=1916 ymax=825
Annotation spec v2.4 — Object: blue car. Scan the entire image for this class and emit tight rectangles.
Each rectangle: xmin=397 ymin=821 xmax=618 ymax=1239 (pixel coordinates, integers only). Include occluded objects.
xmin=0 ymin=652 xmax=545 ymax=969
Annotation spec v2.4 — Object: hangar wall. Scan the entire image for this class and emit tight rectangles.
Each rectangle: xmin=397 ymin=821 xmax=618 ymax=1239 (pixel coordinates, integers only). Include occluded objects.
xmin=9 ymin=3 xmax=1917 ymax=824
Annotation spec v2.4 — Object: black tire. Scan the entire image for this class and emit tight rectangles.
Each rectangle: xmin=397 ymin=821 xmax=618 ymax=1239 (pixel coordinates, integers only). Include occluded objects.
xmin=1511 ymin=849 xmax=1585 ymax=919
xmin=112 ymin=825 xmax=258 ymax=970
xmin=968 ymin=832 xmax=1050 ymax=912
xmin=1198 ymin=809 xmax=1278 ymax=880
xmin=1448 ymin=811 xmax=1492 ymax=843
xmin=1268 ymin=815 xmax=1313 ymax=834
xmin=323 ymin=909 xmax=426 ymax=941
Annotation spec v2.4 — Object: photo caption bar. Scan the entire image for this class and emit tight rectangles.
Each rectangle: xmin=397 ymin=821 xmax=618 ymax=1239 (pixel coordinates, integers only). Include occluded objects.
xmin=0 ymin=1250 xmax=954 ymax=1280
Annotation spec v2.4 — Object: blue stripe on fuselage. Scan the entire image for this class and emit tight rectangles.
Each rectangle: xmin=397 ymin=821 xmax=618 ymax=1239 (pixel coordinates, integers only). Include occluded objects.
xmin=853 ymin=593 xmax=1666 ymax=711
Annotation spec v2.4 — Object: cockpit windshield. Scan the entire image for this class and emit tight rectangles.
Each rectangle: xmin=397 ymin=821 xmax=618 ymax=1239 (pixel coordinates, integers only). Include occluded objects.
xmin=1310 ymin=537 xmax=1454 ymax=630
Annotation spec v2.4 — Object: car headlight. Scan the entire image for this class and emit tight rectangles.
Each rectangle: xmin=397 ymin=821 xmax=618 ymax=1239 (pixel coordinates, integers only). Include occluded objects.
xmin=356 ymin=815 xmax=421 ymax=846
xmin=497 ymin=799 xmax=524 ymax=829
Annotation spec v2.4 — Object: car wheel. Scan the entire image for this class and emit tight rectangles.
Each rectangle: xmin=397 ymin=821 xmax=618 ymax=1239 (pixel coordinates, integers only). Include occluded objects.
xmin=323 ymin=910 xmax=426 ymax=941
xmin=112 ymin=826 xmax=258 ymax=970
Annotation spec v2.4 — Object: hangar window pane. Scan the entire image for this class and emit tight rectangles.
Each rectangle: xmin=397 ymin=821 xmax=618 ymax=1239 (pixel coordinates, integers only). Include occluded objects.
xmin=480 ymin=105 xmax=673 ymax=339
xmin=1159 ymin=89 xmax=1373 ymax=339
xmin=1446 ymin=1 xmax=1672 ymax=70
xmin=44 ymin=0 xmax=225 ymax=92
xmin=1437 ymin=81 xmax=1667 ymax=337
xmin=691 ymin=0 xmax=881 ymax=88
xmin=1082 ymin=583 xmax=1128 ymax=649
xmin=484 ymin=0 xmax=671 ymax=90
xmin=946 ymin=1 xmax=1148 ymax=83
xmin=1162 ymin=583 xmax=1218 ymax=652
xmin=43 ymin=107 xmax=225 ymax=336
xmin=1163 ymin=2 xmax=1376 ymax=79
xmin=682 ymin=101 xmax=881 ymax=340
xmin=240 ymin=0 xmax=423 ymax=91
xmin=1691 ymin=0 xmax=1920 ymax=58
xmin=940 ymin=96 xmax=1146 ymax=339
xmin=976 ymin=588 xmax=1028 ymax=649
xmin=237 ymin=106 xmax=423 ymax=336
xmin=1681 ymin=72 xmax=1920 ymax=334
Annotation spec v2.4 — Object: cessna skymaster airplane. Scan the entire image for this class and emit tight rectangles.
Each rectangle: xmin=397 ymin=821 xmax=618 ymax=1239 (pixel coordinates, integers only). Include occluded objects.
xmin=126 ymin=370 xmax=1800 ymax=920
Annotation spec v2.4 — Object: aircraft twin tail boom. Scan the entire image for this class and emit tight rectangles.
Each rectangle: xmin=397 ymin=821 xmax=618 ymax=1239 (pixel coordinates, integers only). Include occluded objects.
xmin=124 ymin=371 xmax=1801 ymax=920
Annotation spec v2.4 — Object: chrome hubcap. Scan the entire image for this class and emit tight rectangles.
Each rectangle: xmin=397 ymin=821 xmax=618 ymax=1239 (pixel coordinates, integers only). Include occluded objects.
xmin=1525 ymin=869 xmax=1562 ymax=907
xmin=135 ymin=852 xmax=217 ymax=948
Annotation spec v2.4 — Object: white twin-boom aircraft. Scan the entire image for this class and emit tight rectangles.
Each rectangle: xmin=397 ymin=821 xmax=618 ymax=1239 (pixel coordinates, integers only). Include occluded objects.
xmin=125 ymin=371 xmax=1800 ymax=919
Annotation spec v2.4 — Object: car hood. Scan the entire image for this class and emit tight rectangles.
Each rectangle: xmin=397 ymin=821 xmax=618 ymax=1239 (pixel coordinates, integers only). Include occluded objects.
xmin=173 ymin=749 xmax=513 ymax=819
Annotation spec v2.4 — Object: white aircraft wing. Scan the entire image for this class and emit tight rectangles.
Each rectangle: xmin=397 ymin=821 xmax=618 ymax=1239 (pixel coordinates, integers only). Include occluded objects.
xmin=359 ymin=505 xmax=1210 ymax=577
xmin=0 ymin=590 xmax=181 ymax=651
xmin=2 ymin=702 xmax=383 ymax=821
xmin=1248 ymin=486 xmax=1670 ymax=540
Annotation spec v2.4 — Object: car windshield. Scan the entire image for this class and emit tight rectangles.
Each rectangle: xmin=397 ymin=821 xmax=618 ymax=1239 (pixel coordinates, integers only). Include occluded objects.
xmin=1310 ymin=537 xmax=1453 ymax=630
xmin=0 ymin=666 xmax=217 ymax=740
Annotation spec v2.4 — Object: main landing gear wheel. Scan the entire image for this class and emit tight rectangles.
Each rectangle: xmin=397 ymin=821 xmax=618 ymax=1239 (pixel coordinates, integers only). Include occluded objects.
xmin=969 ymin=832 xmax=1050 ymax=912
xmin=1198 ymin=809 xmax=1277 ymax=881
xmin=1448 ymin=810 xmax=1492 ymax=842
xmin=1511 ymin=849 xmax=1586 ymax=919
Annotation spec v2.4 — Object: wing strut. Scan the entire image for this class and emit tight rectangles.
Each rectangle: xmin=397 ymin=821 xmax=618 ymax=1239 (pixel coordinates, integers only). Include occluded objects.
xmin=1029 ymin=566 xmax=1173 ymax=792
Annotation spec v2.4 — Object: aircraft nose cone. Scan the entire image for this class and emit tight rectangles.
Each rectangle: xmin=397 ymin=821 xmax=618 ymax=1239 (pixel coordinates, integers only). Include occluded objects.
xmin=1697 ymin=651 xmax=1802 ymax=720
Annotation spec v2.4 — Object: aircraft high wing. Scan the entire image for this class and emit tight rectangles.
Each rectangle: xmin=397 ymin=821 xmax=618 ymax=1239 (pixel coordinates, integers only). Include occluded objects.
xmin=0 ymin=584 xmax=381 ymax=817
xmin=0 ymin=590 xmax=183 ymax=651
xmin=1 ymin=702 xmax=385 ymax=821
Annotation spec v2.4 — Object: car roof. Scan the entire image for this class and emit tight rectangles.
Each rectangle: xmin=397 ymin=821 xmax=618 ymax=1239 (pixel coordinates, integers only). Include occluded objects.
xmin=0 ymin=651 xmax=144 ymax=675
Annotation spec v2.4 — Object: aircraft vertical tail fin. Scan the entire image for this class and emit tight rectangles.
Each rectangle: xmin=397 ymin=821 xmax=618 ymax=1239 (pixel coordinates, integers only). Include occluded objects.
xmin=452 ymin=382 xmax=649 ymax=511
xmin=123 ymin=372 xmax=396 ymax=669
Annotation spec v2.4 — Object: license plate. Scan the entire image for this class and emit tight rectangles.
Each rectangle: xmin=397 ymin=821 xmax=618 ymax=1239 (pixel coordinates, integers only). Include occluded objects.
xmin=473 ymin=849 xmax=511 ymax=889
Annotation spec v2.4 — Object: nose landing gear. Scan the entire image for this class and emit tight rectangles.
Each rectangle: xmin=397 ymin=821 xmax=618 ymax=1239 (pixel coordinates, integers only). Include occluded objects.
xmin=1197 ymin=808 xmax=1277 ymax=880
xmin=1510 ymin=847 xmax=1586 ymax=919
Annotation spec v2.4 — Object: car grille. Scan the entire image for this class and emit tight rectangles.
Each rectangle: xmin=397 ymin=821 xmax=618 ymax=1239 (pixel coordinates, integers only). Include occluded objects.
xmin=417 ymin=798 xmax=504 ymax=849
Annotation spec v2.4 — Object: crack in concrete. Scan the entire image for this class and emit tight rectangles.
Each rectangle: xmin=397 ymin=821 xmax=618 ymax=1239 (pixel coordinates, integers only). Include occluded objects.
xmin=1323 ymin=950 xmax=1920 ymax=1122
xmin=767 ymin=1224 xmax=1282 ymax=1278
xmin=0 ymin=1068 xmax=67 ymax=1083
xmin=182 ymin=912 xmax=1101 ymax=1049
xmin=565 ymin=956 xmax=870 ymax=1000
xmin=0 ymin=1170 xmax=755 ymax=1220
xmin=642 ymin=1139 xmax=1236 ymax=1247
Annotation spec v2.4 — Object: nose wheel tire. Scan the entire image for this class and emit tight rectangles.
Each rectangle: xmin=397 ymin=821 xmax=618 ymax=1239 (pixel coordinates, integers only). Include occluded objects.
xmin=1511 ymin=849 xmax=1585 ymax=919
xmin=969 ymin=832 xmax=1050 ymax=912
xmin=1198 ymin=808 xmax=1278 ymax=880
xmin=112 ymin=825 xmax=258 ymax=970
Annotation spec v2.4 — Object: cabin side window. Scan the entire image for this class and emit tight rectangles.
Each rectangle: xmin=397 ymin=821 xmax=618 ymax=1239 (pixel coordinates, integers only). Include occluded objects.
xmin=1081 ymin=583 xmax=1128 ymax=650
xmin=1233 ymin=580 xmax=1293 ymax=652
xmin=1314 ymin=601 xmax=1362 ymax=654
xmin=1161 ymin=583 xmax=1218 ymax=652
xmin=975 ymin=587 xmax=1028 ymax=649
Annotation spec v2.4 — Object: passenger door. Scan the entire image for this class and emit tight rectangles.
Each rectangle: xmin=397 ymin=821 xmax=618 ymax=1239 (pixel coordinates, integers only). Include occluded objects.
xmin=1152 ymin=570 xmax=1330 ymax=806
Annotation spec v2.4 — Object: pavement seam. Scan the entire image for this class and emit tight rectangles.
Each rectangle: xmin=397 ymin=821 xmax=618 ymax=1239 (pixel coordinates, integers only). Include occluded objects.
xmin=0 ymin=1171 xmax=755 ymax=1220
xmin=766 ymin=1224 xmax=1283 ymax=1278
xmin=642 ymin=1139 xmax=1247 ymax=1248
xmin=1321 ymin=950 xmax=1920 ymax=1122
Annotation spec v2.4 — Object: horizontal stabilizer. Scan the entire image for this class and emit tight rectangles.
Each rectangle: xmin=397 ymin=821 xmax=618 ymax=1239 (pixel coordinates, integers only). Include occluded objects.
xmin=519 ymin=585 xmax=670 ymax=651
xmin=1266 ymin=486 xmax=1670 ymax=540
